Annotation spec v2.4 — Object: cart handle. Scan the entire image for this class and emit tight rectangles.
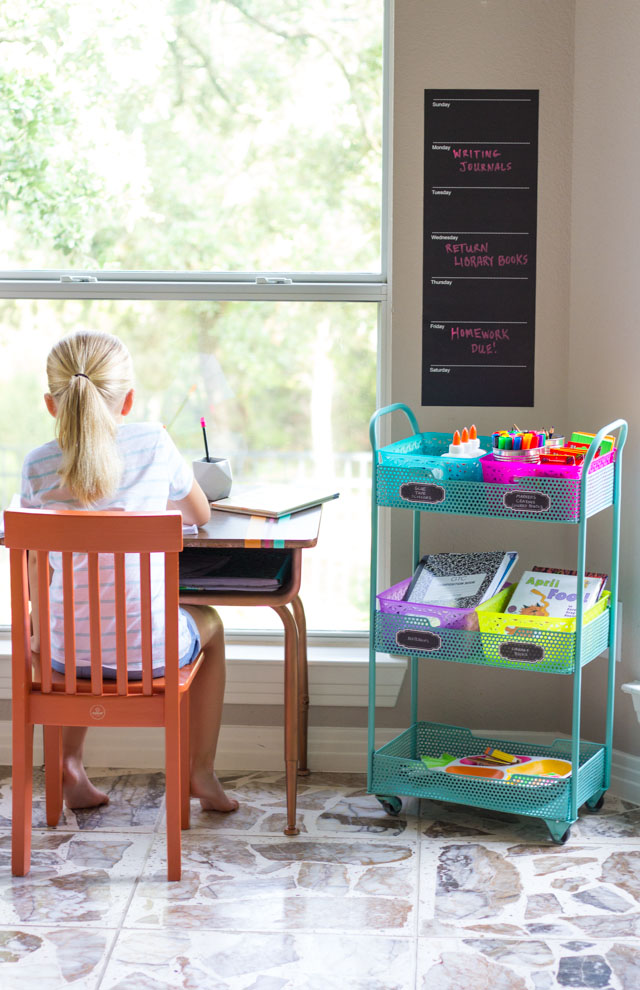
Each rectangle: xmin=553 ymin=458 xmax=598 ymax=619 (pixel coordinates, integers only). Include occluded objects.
xmin=579 ymin=419 xmax=628 ymax=500
xmin=369 ymin=403 xmax=419 ymax=454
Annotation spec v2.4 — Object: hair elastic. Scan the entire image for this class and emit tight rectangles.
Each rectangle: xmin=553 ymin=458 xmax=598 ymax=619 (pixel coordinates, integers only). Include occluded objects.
xmin=72 ymin=372 xmax=90 ymax=380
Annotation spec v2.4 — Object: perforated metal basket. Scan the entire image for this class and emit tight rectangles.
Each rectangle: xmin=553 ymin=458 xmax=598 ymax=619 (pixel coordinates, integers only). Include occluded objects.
xmin=370 ymin=722 xmax=605 ymax=821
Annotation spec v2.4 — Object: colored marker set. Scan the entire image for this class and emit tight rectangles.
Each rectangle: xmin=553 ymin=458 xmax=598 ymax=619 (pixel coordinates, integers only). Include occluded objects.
xmin=492 ymin=430 xmax=545 ymax=451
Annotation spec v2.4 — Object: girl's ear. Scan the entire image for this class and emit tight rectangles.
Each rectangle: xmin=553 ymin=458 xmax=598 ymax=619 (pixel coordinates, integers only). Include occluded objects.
xmin=120 ymin=388 xmax=135 ymax=417
xmin=44 ymin=393 xmax=57 ymax=418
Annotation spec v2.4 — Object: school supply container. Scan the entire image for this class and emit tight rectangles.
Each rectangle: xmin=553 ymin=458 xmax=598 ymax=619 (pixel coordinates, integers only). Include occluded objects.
xmin=377 ymin=431 xmax=491 ymax=483
xmin=376 ymin=577 xmax=477 ymax=630
xmin=368 ymin=403 xmax=627 ymax=842
xmin=481 ymin=448 xmax=616 ymax=483
xmin=475 ymin=584 xmax=611 ymax=671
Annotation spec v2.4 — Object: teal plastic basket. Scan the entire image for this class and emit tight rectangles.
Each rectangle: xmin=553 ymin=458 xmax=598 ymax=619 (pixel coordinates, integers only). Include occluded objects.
xmin=370 ymin=722 xmax=605 ymax=823
xmin=375 ymin=455 xmax=615 ymax=523
xmin=377 ymin=431 xmax=490 ymax=483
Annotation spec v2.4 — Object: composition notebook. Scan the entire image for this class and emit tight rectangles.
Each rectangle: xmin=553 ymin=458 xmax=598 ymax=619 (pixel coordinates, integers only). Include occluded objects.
xmin=210 ymin=485 xmax=340 ymax=518
xmin=403 ymin=551 xmax=519 ymax=609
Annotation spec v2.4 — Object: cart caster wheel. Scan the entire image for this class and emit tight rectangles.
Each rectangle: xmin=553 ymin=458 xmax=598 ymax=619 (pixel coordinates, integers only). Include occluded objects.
xmin=554 ymin=828 xmax=571 ymax=845
xmin=377 ymin=795 xmax=402 ymax=816
xmin=586 ymin=794 xmax=605 ymax=812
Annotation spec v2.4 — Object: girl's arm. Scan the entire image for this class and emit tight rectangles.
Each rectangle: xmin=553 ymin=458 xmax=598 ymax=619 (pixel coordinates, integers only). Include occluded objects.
xmin=168 ymin=478 xmax=211 ymax=527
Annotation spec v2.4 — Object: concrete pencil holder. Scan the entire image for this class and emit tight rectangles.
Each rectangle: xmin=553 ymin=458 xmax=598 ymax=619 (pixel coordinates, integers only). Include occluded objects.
xmin=192 ymin=457 xmax=233 ymax=502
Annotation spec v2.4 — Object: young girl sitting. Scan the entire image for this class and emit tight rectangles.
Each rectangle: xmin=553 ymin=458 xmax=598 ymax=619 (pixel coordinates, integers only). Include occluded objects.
xmin=21 ymin=329 xmax=238 ymax=815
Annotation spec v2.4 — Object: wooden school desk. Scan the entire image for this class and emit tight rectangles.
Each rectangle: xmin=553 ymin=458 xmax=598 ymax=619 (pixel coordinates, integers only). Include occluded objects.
xmin=179 ymin=504 xmax=322 ymax=836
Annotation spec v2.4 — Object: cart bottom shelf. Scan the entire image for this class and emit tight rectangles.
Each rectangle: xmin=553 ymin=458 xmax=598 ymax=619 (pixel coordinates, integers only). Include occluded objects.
xmin=368 ymin=721 xmax=607 ymax=836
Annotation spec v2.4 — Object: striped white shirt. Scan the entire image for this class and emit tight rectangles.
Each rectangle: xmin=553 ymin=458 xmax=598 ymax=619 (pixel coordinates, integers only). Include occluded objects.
xmin=20 ymin=422 xmax=193 ymax=674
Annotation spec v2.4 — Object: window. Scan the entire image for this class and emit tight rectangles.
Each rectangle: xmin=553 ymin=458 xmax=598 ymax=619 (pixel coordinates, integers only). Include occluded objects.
xmin=0 ymin=0 xmax=387 ymax=635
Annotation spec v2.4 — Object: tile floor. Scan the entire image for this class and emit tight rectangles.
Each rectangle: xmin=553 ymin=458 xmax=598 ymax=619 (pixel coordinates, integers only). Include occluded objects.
xmin=0 ymin=767 xmax=639 ymax=988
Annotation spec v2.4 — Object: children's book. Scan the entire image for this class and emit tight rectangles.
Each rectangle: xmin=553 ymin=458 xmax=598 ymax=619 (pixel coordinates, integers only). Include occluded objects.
xmin=402 ymin=551 xmax=519 ymax=609
xmin=505 ymin=567 xmax=607 ymax=618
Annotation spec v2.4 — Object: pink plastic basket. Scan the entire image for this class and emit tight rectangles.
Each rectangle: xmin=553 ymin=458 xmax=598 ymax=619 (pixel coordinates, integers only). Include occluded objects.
xmin=376 ymin=578 xmax=477 ymax=629
xmin=481 ymin=448 xmax=616 ymax=484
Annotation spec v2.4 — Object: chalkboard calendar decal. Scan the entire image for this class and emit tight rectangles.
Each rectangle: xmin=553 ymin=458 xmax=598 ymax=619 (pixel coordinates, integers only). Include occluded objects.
xmin=422 ymin=89 xmax=539 ymax=406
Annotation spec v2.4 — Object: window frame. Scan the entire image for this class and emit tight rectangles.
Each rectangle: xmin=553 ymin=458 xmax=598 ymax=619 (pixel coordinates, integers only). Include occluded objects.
xmin=0 ymin=0 xmax=394 ymax=649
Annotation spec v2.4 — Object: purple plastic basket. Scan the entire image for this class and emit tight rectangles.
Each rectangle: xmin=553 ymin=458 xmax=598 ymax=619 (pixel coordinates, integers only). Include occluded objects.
xmin=376 ymin=578 xmax=477 ymax=630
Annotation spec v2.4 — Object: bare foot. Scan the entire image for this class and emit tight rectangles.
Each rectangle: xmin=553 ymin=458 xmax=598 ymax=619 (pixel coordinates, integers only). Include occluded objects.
xmin=63 ymin=759 xmax=110 ymax=810
xmin=191 ymin=768 xmax=239 ymax=813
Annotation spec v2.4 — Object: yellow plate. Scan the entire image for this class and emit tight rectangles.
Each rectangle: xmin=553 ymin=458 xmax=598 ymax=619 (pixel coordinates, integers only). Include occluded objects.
xmin=509 ymin=758 xmax=572 ymax=778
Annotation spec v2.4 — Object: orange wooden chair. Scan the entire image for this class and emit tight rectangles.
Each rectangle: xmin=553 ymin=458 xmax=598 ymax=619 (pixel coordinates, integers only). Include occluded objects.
xmin=6 ymin=507 xmax=204 ymax=881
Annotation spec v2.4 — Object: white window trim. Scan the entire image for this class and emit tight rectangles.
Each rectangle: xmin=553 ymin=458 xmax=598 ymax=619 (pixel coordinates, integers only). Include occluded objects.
xmin=0 ymin=1 xmax=394 ymax=671
xmin=0 ymin=632 xmax=406 ymax=707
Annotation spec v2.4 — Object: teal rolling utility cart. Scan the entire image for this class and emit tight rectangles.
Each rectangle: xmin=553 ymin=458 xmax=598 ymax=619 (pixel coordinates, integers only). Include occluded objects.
xmin=368 ymin=404 xmax=627 ymax=843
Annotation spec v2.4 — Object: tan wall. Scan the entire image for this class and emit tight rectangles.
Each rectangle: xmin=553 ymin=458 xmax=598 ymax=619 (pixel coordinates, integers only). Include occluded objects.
xmin=569 ymin=1 xmax=640 ymax=753
xmin=387 ymin=0 xmax=577 ymax=732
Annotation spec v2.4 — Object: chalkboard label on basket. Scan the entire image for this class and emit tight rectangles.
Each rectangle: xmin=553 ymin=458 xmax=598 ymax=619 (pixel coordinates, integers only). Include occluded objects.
xmin=399 ymin=482 xmax=446 ymax=504
xmin=499 ymin=641 xmax=545 ymax=663
xmin=396 ymin=628 xmax=442 ymax=652
xmin=503 ymin=489 xmax=551 ymax=513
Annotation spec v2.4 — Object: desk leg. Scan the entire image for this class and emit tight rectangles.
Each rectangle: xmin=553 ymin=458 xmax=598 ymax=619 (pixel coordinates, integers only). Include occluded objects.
xmin=291 ymin=595 xmax=310 ymax=776
xmin=273 ymin=604 xmax=300 ymax=836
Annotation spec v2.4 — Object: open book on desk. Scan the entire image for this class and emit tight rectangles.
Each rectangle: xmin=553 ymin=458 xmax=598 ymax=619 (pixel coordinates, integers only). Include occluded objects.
xmin=210 ymin=484 xmax=339 ymax=518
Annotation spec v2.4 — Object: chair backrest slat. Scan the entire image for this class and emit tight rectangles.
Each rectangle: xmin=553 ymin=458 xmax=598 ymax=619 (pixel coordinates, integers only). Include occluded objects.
xmin=87 ymin=552 xmax=103 ymax=695
xmin=36 ymin=550 xmax=52 ymax=693
xmin=164 ymin=551 xmax=180 ymax=694
xmin=114 ymin=553 xmax=128 ymax=695
xmin=139 ymin=553 xmax=153 ymax=695
xmin=9 ymin=548 xmax=32 ymax=695
xmin=61 ymin=552 xmax=77 ymax=693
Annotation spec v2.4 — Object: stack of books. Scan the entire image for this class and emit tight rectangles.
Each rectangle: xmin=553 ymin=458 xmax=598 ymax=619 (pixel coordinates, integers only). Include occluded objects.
xmin=403 ymin=551 xmax=519 ymax=609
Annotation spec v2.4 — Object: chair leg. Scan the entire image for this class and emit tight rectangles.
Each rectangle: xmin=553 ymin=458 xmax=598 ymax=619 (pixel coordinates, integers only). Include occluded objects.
xmin=43 ymin=725 xmax=64 ymax=826
xmin=12 ymin=719 xmax=34 ymax=876
xmin=165 ymin=702 xmax=182 ymax=881
xmin=180 ymin=693 xmax=190 ymax=830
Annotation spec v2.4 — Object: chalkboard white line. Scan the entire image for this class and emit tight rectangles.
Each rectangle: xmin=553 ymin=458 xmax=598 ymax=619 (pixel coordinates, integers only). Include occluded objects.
xmin=432 ymin=186 xmax=531 ymax=190
xmin=430 ymin=364 xmax=528 ymax=368
xmin=432 ymin=276 xmax=529 ymax=280
xmin=432 ymin=141 xmax=531 ymax=145
xmin=430 ymin=320 xmax=527 ymax=324
xmin=434 ymin=99 xmax=533 ymax=103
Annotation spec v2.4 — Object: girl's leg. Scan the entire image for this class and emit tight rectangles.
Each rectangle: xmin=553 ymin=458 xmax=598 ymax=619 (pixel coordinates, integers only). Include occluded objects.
xmin=180 ymin=605 xmax=239 ymax=813
xmin=62 ymin=727 xmax=110 ymax=809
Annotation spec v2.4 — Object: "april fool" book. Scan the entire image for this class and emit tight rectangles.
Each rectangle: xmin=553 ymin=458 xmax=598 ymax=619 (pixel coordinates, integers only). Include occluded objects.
xmin=505 ymin=568 xmax=607 ymax=618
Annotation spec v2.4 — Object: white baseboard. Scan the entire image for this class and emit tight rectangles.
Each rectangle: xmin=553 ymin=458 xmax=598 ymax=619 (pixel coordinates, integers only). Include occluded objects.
xmin=0 ymin=722 xmax=398 ymax=773
xmin=1 ymin=722 xmax=638 ymax=804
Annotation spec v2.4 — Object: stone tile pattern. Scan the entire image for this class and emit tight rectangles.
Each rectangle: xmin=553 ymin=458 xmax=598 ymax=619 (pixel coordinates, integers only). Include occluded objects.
xmin=0 ymin=767 xmax=638 ymax=988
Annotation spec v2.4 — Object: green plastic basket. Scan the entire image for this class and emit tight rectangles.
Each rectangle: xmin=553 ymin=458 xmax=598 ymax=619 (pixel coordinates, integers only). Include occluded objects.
xmin=475 ymin=587 xmax=611 ymax=670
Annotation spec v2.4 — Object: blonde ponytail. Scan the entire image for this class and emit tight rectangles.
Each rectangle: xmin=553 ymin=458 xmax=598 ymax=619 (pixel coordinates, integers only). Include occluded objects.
xmin=46 ymin=331 xmax=134 ymax=505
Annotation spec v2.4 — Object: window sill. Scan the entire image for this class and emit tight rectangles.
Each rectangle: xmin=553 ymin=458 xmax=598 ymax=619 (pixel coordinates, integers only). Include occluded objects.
xmin=622 ymin=682 xmax=640 ymax=723
xmin=0 ymin=637 xmax=406 ymax=708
